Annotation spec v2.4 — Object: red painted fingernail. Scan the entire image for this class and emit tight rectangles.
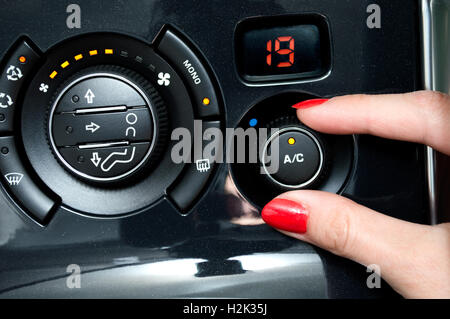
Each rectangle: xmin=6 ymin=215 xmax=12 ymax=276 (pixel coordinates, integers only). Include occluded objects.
xmin=261 ymin=198 xmax=308 ymax=234
xmin=292 ymin=98 xmax=328 ymax=109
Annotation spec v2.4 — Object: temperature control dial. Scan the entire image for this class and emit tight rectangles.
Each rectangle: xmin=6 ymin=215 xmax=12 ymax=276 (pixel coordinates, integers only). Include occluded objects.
xmin=48 ymin=65 xmax=167 ymax=183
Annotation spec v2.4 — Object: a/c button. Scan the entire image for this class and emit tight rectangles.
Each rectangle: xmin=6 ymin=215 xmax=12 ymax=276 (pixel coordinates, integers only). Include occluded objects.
xmin=262 ymin=127 xmax=324 ymax=188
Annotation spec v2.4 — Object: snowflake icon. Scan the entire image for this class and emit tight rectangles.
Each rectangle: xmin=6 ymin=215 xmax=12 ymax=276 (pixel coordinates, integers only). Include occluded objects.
xmin=157 ymin=72 xmax=171 ymax=86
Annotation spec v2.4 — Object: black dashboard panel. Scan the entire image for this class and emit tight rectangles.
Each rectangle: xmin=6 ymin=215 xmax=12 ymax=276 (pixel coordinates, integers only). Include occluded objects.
xmin=0 ymin=0 xmax=427 ymax=298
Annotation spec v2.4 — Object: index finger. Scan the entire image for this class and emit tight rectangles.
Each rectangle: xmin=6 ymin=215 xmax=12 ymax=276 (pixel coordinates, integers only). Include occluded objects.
xmin=294 ymin=90 xmax=450 ymax=155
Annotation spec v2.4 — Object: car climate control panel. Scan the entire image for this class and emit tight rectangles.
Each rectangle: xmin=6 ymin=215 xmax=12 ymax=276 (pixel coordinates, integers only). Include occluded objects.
xmin=0 ymin=29 xmax=222 ymax=222
xmin=0 ymin=1 xmax=429 ymax=299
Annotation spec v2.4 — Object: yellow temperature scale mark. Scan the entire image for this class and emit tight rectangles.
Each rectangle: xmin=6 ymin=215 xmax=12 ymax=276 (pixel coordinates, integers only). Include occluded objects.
xmin=52 ymin=49 xmax=114 ymax=79
xmin=49 ymin=71 xmax=58 ymax=79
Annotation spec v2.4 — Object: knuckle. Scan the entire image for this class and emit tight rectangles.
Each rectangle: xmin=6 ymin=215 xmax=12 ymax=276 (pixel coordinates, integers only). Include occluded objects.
xmin=411 ymin=90 xmax=449 ymax=115
xmin=335 ymin=93 xmax=368 ymax=106
xmin=410 ymin=90 xmax=450 ymax=144
xmin=347 ymin=94 xmax=370 ymax=106
xmin=346 ymin=94 xmax=379 ymax=132
xmin=323 ymin=205 xmax=355 ymax=257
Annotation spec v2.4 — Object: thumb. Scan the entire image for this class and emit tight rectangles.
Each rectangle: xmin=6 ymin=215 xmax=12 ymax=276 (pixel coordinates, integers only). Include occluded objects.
xmin=261 ymin=190 xmax=449 ymax=298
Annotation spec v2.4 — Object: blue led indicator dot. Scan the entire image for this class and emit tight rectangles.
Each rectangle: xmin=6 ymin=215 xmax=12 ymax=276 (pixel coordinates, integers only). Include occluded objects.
xmin=249 ymin=118 xmax=258 ymax=127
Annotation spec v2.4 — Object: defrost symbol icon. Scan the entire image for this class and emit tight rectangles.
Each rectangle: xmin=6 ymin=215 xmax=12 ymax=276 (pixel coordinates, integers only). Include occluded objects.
xmin=196 ymin=159 xmax=210 ymax=173
xmin=4 ymin=173 xmax=24 ymax=186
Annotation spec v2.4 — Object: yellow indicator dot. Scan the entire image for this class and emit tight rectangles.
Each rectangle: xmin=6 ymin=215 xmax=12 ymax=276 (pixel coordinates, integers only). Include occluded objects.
xmin=288 ymin=137 xmax=296 ymax=145
xmin=89 ymin=50 xmax=98 ymax=56
xmin=74 ymin=54 xmax=83 ymax=61
xmin=49 ymin=71 xmax=58 ymax=79
xmin=19 ymin=56 xmax=26 ymax=63
xmin=105 ymin=49 xmax=113 ymax=55
xmin=202 ymin=97 xmax=211 ymax=106
xmin=61 ymin=61 xmax=70 ymax=68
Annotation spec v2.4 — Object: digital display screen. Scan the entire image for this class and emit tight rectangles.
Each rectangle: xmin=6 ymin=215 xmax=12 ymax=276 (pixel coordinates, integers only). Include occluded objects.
xmin=236 ymin=16 xmax=330 ymax=82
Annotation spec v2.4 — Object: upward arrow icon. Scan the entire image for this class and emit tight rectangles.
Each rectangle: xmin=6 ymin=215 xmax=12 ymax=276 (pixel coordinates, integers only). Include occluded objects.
xmin=84 ymin=89 xmax=95 ymax=104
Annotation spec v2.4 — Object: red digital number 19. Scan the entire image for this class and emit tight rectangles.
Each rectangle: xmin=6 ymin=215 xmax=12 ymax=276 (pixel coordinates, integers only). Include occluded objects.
xmin=266 ymin=36 xmax=295 ymax=68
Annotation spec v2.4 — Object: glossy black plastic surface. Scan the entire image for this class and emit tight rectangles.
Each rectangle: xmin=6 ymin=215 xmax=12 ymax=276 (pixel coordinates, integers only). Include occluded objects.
xmin=0 ymin=0 xmax=425 ymax=298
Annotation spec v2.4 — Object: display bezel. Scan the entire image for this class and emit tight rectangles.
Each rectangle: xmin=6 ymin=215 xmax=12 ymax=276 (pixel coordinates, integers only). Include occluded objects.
xmin=234 ymin=14 xmax=332 ymax=84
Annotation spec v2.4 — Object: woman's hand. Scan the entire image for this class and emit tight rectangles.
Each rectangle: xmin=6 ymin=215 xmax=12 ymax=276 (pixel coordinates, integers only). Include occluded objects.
xmin=261 ymin=91 xmax=450 ymax=298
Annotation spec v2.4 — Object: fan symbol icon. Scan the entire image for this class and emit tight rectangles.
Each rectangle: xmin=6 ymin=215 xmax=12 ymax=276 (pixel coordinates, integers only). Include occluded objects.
xmin=157 ymin=72 xmax=171 ymax=86
xmin=39 ymin=83 xmax=49 ymax=93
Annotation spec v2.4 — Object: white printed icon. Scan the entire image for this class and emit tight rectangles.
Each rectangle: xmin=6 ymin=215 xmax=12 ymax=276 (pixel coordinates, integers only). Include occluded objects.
xmin=283 ymin=153 xmax=304 ymax=164
xmin=126 ymin=113 xmax=138 ymax=125
xmin=0 ymin=92 xmax=13 ymax=108
xmin=90 ymin=152 xmax=101 ymax=167
xmin=39 ymin=83 xmax=49 ymax=93
xmin=100 ymin=147 xmax=136 ymax=172
xmin=6 ymin=65 xmax=23 ymax=81
xmin=84 ymin=89 xmax=95 ymax=104
xmin=196 ymin=159 xmax=210 ymax=173
xmin=157 ymin=72 xmax=171 ymax=86
xmin=125 ymin=113 xmax=138 ymax=137
xmin=85 ymin=122 xmax=100 ymax=133
xmin=4 ymin=172 xmax=24 ymax=186
xmin=90 ymin=148 xmax=136 ymax=171
xmin=125 ymin=127 xmax=136 ymax=137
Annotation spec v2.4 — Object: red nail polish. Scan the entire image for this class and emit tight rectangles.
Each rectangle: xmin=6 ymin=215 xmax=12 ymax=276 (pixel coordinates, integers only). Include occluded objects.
xmin=261 ymin=198 xmax=308 ymax=234
xmin=292 ymin=98 xmax=328 ymax=109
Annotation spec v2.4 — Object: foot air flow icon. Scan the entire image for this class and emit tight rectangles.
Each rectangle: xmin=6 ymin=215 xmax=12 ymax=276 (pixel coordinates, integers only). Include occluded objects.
xmin=4 ymin=173 xmax=24 ymax=186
